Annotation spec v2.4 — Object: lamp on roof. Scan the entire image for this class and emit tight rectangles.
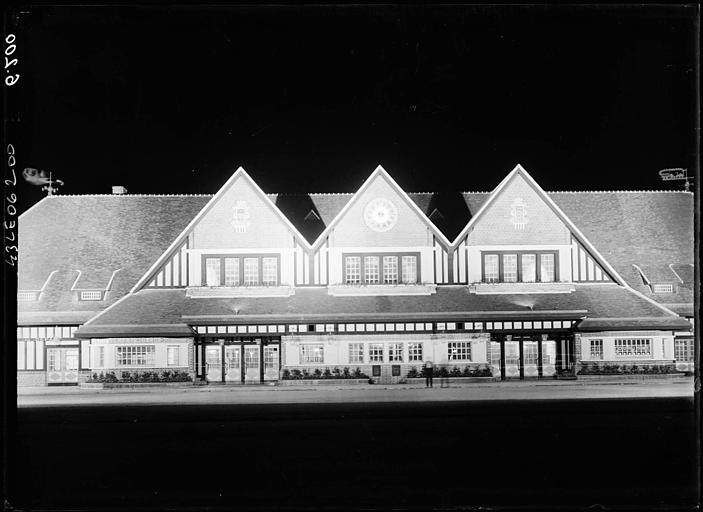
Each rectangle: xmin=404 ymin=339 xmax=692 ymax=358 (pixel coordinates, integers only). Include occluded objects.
xmin=658 ymin=168 xmax=692 ymax=191
xmin=22 ymin=168 xmax=64 ymax=196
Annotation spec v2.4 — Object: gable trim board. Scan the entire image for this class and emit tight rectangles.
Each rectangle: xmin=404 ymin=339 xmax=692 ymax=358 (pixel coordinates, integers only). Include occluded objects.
xmin=309 ymin=165 xmax=453 ymax=251
xmin=130 ymin=167 xmax=311 ymax=293
xmin=450 ymin=164 xmax=628 ymax=287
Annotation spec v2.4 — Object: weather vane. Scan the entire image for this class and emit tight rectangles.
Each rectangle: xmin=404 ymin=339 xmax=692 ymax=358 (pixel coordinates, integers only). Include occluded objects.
xmin=658 ymin=168 xmax=692 ymax=192
xmin=22 ymin=168 xmax=65 ymax=196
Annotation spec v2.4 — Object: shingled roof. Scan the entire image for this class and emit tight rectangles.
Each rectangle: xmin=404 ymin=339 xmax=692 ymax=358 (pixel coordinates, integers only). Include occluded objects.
xmin=18 ymin=186 xmax=694 ymax=326
xmin=74 ymin=283 xmax=690 ymax=338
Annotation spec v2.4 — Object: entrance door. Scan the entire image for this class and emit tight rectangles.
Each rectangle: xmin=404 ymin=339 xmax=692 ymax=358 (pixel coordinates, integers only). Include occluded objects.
xmin=523 ymin=341 xmax=539 ymax=378
xmin=541 ymin=339 xmax=557 ymax=377
xmin=244 ymin=346 xmax=260 ymax=383
xmin=263 ymin=345 xmax=279 ymax=381
xmin=225 ymin=346 xmax=241 ymax=382
xmin=504 ymin=341 xmax=520 ymax=378
xmin=206 ymin=346 xmax=222 ymax=382
xmin=46 ymin=347 xmax=79 ymax=385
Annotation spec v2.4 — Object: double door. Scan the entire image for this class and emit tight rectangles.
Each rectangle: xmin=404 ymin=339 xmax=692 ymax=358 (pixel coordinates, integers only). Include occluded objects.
xmin=205 ymin=342 xmax=279 ymax=383
xmin=46 ymin=347 xmax=79 ymax=385
xmin=490 ymin=338 xmax=562 ymax=380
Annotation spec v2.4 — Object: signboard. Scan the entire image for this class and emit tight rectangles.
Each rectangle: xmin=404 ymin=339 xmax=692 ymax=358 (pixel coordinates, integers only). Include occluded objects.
xmin=658 ymin=168 xmax=688 ymax=181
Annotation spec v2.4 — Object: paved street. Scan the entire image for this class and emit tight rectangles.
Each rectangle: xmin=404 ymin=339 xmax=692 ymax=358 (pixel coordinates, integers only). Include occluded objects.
xmin=8 ymin=381 xmax=699 ymax=510
xmin=17 ymin=377 xmax=695 ymax=407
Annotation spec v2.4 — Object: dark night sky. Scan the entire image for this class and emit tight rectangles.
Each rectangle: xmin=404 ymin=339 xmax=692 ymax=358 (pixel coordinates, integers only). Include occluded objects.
xmin=6 ymin=4 xmax=698 ymax=214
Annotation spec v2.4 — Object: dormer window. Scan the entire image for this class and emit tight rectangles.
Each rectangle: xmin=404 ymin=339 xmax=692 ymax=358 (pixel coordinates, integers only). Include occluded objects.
xmin=304 ymin=210 xmax=321 ymax=221
xmin=203 ymin=254 xmax=279 ymax=287
xmin=482 ymin=251 xmax=558 ymax=283
xmin=18 ymin=291 xmax=39 ymax=301
xmin=79 ymin=290 xmax=104 ymax=301
xmin=652 ymin=283 xmax=674 ymax=294
xmin=343 ymin=253 xmax=419 ymax=285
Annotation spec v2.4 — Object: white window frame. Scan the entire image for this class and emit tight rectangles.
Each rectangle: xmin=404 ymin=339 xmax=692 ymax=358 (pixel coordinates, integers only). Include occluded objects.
xmin=589 ymin=339 xmax=603 ymax=360
xmin=364 ymin=256 xmax=380 ymax=284
xmin=614 ymin=338 xmax=652 ymax=359
xmin=388 ymin=342 xmax=403 ymax=362
xmin=300 ymin=344 xmax=324 ymax=364
xmin=368 ymin=343 xmax=384 ymax=362
xmin=448 ymin=341 xmax=472 ymax=362
xmin=348 ymin=343 xmax=364 ymax=364
xmin=116 ymin=345 xmax=156 ymax=366
xmin=345 ymin=256 xmax=361 ymax=284
xmin=383 ymin=256 xmax=399 ymax=285
xmin=408 ymin=342 xmax=423 ymax=362
xmin=167 ymin=345 xmax=180 ymax=366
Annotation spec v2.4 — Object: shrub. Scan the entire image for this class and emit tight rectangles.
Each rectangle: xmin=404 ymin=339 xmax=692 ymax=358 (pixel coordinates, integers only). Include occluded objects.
xmin=342 ymin=367 xmax=351 ymax=378
xmin=406 ymin=367 xmax=420 ymax=378
xmin=323 ymin=368 xmax=332 ymax=378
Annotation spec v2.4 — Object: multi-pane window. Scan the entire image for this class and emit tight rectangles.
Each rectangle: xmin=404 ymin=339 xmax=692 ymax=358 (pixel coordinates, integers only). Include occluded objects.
xmin=369 ymin=343 xmax=384 ymax=362
xmin=383 ymin=256 xmax=399 ymax=284
xmin=224 ymin=258 xmax=240 ymax=286
xmin=364 ymin=256 xmax=380 ymax=284
xmin=167 ymin=346 xmax=180 ymax=366
xmin=93 ymin=346 xmax=105 ymax=367
xmin=614 ymin=338 xmax=651 ymax=358
xmin=116 ymin=345 xmax=155 ymax=366
xmin=243 ymin=258 xmax=259 ymax=285
xmin=344 ymin=253 xmax=420 ymax=285
xmin=388 ymin=342 xmax=403 ymax=362
xmin=345 ymin=256 xmax=361 ymax=284
xmin=540 ymin=254 xmax=555 ymax=283
xmin=521 ymin=254 xmax=537 ymax=283
xmin=502 ymin=254 xmax=518 ymax=283
xmin=484 ymin=254 xmax=500 ymax=282
xmin=204 ymin=255 xmax=279 ymax=287
xmin=401 ymin=256 xmax=418 ymax=284
xmin=523 ymin=342 xmax=538 ymax=365
xmin=79 ymin=290 xmax=103 ymax=301
xmin=205 ymin=258 xmax=221 ymax=286
xmin=482 ymin=252 xmax=557 ymax=283
xmin=674 ymin=338 xmax=694 ymax=362
xmin=300 ymin=344 xmax=324 ymax=364
xmin=448 ymin=342 xmax=472 ymax=361
xmin=590 ymin=339 xmax=603 ymax=360
xmin=652 ymin=284 xmax=674 ymax=294
xmin=262 ymin=257 xmax=277 ymax=286
xmin=408 ymin=342 xmax=423 ymax=362
xmin=349 ymin=343 xmax=364 ymax=364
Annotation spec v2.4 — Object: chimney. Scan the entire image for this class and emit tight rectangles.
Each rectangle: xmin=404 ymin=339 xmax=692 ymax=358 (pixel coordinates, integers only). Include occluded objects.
xmin=112 ymin=186 xmax=128 ymax=195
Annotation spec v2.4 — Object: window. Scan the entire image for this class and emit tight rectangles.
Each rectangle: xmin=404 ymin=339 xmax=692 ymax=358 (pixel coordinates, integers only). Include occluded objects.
xmin=79 ymin=290 xmax=103 ymax=301
xmin=243 ymin=258 xmax=259 ymax=285
xmin=203 ymin=255 xmax=279 ymax=287
xmin=369 ymin=343 xmax=384 ymax=362
xmin=349 ymin=343 xmax=364 ymax=364
xmin=674 ymin=338 xmax=693 ymax=362
xmin=300 ymin=344 xmax=324 ymax=364
xmin=383 ymin=256 xmax=399 ymax=284
xmin=521 ymin=254 xmax=536 ymax=283
xmin=344 ymin=253 xmax=420 ymax=285
xmin=205 ymin=258 xmax=221 ymax=286
xmin=502 ymin=254 xmax=518 ymax=283
xmin=167 ymin=346 xmax=180 ymax=366
xmin=345 ymin=256 xmax=361 ymax=284
xmin=93 ymin=346 xmax=105 ymax=367
xmin=523 ymin=342 xmax=538 ymax=365
xmin=388 ymin=343 xmax=403 ymax=362
xmin=116 ymin=345 xmax=155 ymax=366
xmin=18 ymin=291 xmax=38 ymax=301
xmin=482 ymin=252 xmax=557 ymax=283
xmin=364 ymin=256 xmax=380 ymax=284
xmin=401 ymin=256 xmax=418 ymax=284
xmin=448 ymin=342 xmax=472 ymax=361
xmin=484 ymin=254 xmax=499 ymax=282
xmin=652 ymin=284 xmax=674 ymax=294
xmin=224 ymin=258 xmax=240 ymax=286
xmin=614 ymin=338 xmax=651 ymax=358
xmin=590 ymin=339 xmax=603 ymax=360
xmin=540 ymin=254 xmax=555 ymax=282
xmin=408 ymin=342 xmax=423 ymax=362
xmin=262 ymin=257 xmax=277 ymax=285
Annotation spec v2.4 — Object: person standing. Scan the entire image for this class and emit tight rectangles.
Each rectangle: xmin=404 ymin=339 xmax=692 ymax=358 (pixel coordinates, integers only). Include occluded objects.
xmin=424 ymin=360 xmax=434 ymax=388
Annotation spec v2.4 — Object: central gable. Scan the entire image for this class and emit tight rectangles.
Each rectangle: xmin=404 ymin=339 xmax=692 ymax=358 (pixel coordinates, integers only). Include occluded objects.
xmin=192 ymin=172 xmax=296 ymax=250
xmin=327 ymin=167 xmax=444 ymax=248
xmin=467 ymin=170 xmax=571 ymax=246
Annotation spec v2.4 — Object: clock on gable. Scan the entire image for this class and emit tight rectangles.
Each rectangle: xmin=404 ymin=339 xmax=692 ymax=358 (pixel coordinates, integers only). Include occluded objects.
xmin=364 ymin=198 xmax=398 ymax=232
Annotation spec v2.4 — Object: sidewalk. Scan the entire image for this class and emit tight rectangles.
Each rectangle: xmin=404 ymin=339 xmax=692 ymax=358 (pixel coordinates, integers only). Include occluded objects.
xmin=16 ymin=376 xmax=695 ymax=407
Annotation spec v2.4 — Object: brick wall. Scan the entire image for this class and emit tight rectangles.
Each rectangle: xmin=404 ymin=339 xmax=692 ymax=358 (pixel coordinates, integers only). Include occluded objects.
xmin=18 ymin=371 xmax=45 ymax=387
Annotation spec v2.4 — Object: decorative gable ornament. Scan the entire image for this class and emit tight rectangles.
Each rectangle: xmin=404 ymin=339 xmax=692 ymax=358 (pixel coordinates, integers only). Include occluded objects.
xmin=510 ymin=197 xmax=528 ymax=230
xmin=231 ymin=201 xmax=251 ymax=233
xmin=364 ymin=198 xmax=398 ymax=232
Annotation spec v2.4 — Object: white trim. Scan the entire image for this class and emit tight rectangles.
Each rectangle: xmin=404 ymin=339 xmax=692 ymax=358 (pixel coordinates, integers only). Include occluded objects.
xmin=450 ymin=164 xmax=628 ymax=286
xmin=310 ymin=165 xmax=452 ymax=250
xmin=105 ymin=268 xmax=122 ymax=291
xmin=668 ymin=264 xmax=686 ymax=284
xmin=81 ymin=291 xmax=134 ymax=326
xmin=70 ymin=270 xmax=82 ymax=291
xmin=621 ymin=285 xmax=683 ymax=318
xmin=17 ymin=196 xmax=48 ymax=220
xmin=632 ymin=264 xmax=650 ymax=285
xmin=130 ymin=167 xmax=311 ymax=293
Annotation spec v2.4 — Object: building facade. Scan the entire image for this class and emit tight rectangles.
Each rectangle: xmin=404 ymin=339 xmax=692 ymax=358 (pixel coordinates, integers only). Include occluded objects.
xmin=17 ymin=165 xmax=695 ymax=386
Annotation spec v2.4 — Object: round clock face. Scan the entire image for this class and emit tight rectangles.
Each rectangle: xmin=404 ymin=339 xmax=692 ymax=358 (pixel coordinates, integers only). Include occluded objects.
xmin=364 ymin=198 xmax=398 ymax=232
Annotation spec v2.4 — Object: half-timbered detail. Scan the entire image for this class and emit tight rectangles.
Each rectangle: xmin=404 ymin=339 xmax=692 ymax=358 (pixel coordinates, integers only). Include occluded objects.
xmin=18 ymin=164 xmax=693 ymax=386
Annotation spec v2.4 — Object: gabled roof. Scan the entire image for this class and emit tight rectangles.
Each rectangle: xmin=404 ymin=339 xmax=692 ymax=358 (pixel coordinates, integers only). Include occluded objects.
xmin=308 ymin=165 xmax=453 ymax=249
xmin=18 ymin=194 xmax=209 ymax=324
xmin=74 ymin=283 xmax=691 ymax=338
xmin=130 ymin=167 xmax=312 ymax=292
